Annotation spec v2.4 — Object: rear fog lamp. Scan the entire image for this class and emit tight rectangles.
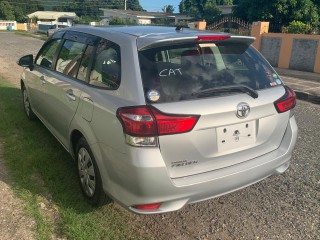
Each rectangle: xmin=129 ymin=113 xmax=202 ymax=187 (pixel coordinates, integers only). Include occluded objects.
xmin=133 ymin=202 xmax=162 ymax=211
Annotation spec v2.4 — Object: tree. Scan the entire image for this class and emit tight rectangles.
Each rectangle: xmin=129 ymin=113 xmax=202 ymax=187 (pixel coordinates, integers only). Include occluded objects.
xmin=162 ymin=5 xmax=175 ymax=14
xmin=13 ymin=6 xmax=26 ymax=22
xmin=311 ymin=0 xmax=320 ymax=7
xmin=127 ymin=0 xmax=144 ymax=11
xmin=216 ymin=0 xmax=233 ymax=5
xmin=0 ymin=1 xmax=15 ymax=20
xmin=179 ymin=0 xmax=221 ymax=23
xmin=233 ymin=0 xmax=319 ymax=28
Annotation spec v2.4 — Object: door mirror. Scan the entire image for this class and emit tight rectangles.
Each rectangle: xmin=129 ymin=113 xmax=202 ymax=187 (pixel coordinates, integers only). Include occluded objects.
xmin=17 ymin=54 xmax=34 ymax=70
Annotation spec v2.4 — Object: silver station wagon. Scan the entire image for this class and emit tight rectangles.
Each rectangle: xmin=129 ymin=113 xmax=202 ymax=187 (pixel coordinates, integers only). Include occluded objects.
xmin=18 ymin=26 xmax=298 ymax=214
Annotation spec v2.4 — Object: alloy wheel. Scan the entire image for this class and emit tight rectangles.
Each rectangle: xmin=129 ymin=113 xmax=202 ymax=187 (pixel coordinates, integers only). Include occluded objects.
xmin=78 ymin=147 xmax=96 ymax=197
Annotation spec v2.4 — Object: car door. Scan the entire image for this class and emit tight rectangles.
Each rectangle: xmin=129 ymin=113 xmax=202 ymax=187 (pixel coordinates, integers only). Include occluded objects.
xmin=39 ymin=32 xmax=96 ymax=148
xmin=26 ymin=38 xmax=62 ymax=120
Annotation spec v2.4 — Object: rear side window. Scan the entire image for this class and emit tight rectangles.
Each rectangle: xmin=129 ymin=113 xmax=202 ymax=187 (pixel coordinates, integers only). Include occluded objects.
xmin=139 ymin=42 xmax=282 ymax=103
xmin=89 ymin=40 xmax=121 ymax=89
xmin=56 ymin=40 xmax=86 ymax=78
xmin=36 ymin=39 xmax=61 ymax=68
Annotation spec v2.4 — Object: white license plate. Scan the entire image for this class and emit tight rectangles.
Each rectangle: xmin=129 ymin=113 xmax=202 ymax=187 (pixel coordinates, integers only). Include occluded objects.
xmin=217 ymin=121 xmax=256 ymax=152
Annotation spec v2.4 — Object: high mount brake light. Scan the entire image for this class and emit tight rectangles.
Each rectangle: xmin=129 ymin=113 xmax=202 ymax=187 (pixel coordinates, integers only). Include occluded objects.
xmin=117 ymin=106 xmax=199 ymax=146
xmin=274 ymin=86 xmax=296 ymax=113
xmin=195 ymin=35 xmax=230 ymax=42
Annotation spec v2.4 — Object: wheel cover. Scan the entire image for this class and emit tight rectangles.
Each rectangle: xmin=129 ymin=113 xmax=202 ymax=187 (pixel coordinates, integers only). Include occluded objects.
xmin=23 ymin=89 xmax=30 ymax=116
xmin=78 ymin=147 xmax=96 ymax=197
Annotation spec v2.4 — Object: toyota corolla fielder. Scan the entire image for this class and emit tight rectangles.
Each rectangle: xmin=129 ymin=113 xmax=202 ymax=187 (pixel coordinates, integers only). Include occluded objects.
xmin=17 ymin=26 xmax=298 ymax=214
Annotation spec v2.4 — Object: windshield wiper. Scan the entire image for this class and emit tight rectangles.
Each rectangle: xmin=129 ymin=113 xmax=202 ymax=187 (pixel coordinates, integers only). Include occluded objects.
xmin=192 ymin=85 xmax=259 ymax=99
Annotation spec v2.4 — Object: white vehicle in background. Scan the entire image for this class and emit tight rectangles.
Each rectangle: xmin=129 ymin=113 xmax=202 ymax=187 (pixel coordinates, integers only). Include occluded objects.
xmin=46 ymin=24 xmax=69 ymax=37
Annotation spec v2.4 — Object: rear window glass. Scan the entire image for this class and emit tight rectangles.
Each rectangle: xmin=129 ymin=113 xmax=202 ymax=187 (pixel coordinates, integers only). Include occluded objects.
xmin=89 ymin=40 xmax=121 ymax=89
xmin=139 ymin=42 xmax=282 ymax=103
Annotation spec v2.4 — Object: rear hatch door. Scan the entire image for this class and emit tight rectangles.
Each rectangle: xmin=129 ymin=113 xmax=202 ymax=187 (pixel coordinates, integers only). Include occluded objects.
xmin=138 ymin=35 xmax=290 ymax=178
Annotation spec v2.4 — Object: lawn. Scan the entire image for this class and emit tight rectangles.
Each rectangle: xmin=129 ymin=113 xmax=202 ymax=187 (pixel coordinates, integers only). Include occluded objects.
xmin=14 ymin=30 xmax=48 ymax=41
xmin=0 ymin=80 xmax=145 ymax=240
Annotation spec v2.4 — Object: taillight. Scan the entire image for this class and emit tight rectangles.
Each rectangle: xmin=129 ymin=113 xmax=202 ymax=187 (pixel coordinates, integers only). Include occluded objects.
xmin=117 ymin=106 xmax=156 ymax=137
xmin=274 ymin=86 xmax=296 ymax=113
xmin=195 ymin=35 xmax=230 ymax=42
xmin=150 ymin=107 xmax=199 ymax=135
xmin=117 ymin=106 xmax=199 ymax=147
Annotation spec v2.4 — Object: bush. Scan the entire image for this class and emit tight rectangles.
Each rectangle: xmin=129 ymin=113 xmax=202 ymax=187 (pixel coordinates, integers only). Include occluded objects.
xmin=287 ymin=21 xmax=312 ymax=34
xmin=109 ymin=17 xmax=137 ymax=25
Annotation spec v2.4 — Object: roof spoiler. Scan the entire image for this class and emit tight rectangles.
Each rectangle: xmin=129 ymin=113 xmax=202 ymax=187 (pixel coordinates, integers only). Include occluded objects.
xmin=137 ymin=35 xmax=256 ymax=51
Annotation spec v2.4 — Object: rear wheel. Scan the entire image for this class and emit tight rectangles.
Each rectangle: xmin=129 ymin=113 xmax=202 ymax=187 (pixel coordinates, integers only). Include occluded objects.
xmin=76 ymin=137 xmax=110 ymax=206
xmin=21 ymin=85 xmax=36 ymax=120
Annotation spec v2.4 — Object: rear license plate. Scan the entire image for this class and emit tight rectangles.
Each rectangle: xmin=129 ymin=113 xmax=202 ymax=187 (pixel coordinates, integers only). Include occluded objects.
xmin=217 ymin=121 xmax=256 ymax=152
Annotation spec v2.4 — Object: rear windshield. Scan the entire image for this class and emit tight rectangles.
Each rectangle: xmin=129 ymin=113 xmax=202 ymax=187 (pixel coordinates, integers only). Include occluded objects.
xmin=139 ymin=42 xmax=282 ymax=103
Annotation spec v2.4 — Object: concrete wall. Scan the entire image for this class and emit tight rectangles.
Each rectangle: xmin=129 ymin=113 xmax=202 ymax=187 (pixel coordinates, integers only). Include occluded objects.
xmin=260 ymin=37 xmax=282 ymax=67
xmin=251 ymin=22 xmax=320 ymax=73
xmin=17 ymin=23 xmax=27 ymax=31
xmin=0 ymin=21 xmax=17 ymax=30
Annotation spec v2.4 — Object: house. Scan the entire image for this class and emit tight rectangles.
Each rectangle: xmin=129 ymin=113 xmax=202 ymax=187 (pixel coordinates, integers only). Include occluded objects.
xmin=219 ymin=5 xmax=236 ymax=15
xmin=99 ymin=9 xmax=193 ymax=25
xmin=27 ymin=11 xmax=78 ymax=32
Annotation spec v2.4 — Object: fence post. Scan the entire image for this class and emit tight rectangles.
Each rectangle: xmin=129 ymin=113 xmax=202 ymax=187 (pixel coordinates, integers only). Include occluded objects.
xmin=251 ymin=22 xmax=269 ymax=50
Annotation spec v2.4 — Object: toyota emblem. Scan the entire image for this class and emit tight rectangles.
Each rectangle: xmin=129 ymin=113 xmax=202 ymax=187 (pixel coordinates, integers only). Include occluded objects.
xmin=236 ymin=102 xmax=250 ymax=118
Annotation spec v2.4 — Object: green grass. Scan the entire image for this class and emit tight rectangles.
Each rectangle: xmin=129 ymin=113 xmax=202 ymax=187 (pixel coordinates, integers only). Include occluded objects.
xmin=0 ymin=80 xmax=145 ymax=240
xmin=14 ymin=30 xmax=48 ymax=41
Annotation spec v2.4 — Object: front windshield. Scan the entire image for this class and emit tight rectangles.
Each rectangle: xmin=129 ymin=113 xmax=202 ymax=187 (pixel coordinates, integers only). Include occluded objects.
xmin=139 ymin=42 xmax=282 ymax=103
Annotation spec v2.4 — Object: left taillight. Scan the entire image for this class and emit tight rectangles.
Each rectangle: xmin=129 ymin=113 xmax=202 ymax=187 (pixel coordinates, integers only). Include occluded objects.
xmin=117 ymin=106 xmax=199 ymax=147
xmin=274 ymin=86 xmax=296 ymax=113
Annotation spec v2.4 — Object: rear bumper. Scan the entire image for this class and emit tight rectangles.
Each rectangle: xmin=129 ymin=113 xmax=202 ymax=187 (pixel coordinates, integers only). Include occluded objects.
xmin=96 ymin=116 xmax=298 ymax=214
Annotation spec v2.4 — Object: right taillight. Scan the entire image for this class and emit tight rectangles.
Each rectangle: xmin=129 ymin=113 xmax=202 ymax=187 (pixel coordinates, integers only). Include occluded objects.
xmin=274 ymin=86 xmax=296 ymax=113
xmin=117 ymin=106 xmax=199 ymax=147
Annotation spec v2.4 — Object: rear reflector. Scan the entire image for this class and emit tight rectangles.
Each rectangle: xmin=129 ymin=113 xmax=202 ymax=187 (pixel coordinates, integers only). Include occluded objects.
xmin=274 ymin=86 xmax=296 ymax=113
xmin=196 ymin=35 xmax=230 ymax=42
xmin=133 ymin=202 xmax=162 ymax=210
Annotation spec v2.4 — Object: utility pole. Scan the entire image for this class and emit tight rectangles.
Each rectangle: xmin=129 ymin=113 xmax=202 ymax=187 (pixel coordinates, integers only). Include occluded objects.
xmin=125 ymin=0 xmax=127 ymax=10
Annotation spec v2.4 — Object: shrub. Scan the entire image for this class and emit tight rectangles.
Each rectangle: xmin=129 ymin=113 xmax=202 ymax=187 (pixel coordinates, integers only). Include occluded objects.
xmin=109 ymin=17 xmax=137 ymax=25
xmin=287 ymin=21 xmax=312 ymax=34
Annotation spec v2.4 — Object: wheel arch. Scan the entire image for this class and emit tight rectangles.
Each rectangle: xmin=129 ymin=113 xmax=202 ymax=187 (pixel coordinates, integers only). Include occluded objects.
xmin=70 ymin=129 xmax=84 ymax=159
xmin=20 ymin=79 xmax=25 ymax=89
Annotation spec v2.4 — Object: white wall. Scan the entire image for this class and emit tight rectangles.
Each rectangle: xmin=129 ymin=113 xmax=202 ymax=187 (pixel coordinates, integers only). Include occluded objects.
xmin=0 ymin=21 xmax=17 ymax=30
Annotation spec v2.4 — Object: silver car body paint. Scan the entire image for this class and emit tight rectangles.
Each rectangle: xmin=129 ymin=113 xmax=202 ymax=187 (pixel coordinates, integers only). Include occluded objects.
xmin=20 ymin=26 xmax=298 ymax=214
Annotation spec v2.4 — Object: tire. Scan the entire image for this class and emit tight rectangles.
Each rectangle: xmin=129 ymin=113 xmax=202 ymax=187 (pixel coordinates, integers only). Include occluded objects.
xmin=76 ymin=137 xmax=110 ymax=206
xmin=21 ymin=84 xmax=36 ymax=120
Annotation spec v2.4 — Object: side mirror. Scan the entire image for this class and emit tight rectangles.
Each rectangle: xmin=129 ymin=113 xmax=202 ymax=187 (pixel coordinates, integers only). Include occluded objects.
xmin=17 ymin=54 xmax=34 ymax=70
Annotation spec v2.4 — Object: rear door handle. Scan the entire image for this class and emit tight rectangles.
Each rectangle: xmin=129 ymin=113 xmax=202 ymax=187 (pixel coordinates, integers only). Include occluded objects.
xmin=66 ymin=89 xmax=76 ymax=101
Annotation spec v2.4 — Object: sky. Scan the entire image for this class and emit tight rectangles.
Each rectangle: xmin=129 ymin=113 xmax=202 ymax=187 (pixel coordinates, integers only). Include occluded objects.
xmin=139 ymin=0 xmax=181 ymax=13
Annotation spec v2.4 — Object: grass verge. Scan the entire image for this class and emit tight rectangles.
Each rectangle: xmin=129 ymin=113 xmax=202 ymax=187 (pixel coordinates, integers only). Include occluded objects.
xmin=14 ymin=30 xmax=48 ymax=41
xmin=0 ymin=80 xmax=145 ymax=239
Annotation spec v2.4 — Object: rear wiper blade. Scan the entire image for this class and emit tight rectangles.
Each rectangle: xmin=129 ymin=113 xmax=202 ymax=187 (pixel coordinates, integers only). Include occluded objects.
xmin=192 ymin=85 xmax=259 ymax=99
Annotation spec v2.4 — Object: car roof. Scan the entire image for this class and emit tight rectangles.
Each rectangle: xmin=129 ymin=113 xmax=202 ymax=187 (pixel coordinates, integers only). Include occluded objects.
xmin=63 ymin=26 xmax=255 ymax=50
